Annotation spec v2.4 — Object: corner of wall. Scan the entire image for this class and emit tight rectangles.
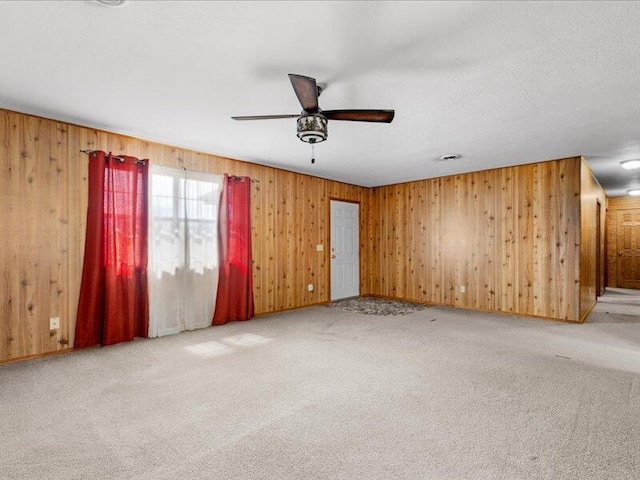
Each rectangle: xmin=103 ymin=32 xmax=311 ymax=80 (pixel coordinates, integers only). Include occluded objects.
xmin=579 ymin=159 xmax=607 ymax=320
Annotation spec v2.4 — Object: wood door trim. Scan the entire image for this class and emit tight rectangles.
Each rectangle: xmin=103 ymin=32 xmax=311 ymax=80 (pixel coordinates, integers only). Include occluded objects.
xmin=616 ymin=208 xmax=640 ymax=289
xmin=596 ymin=200 xmax=602 ymax=297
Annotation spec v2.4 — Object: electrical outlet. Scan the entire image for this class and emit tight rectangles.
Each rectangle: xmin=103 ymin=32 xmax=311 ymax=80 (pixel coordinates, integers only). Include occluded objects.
xmin=460 ymin=286 xmax=466 ymax=293
xmin=316 ymin=244 xmax=324 ymax=252
xmin=307 ymin=284 xmax=314 ymax=292
xmin=49 ymin=317 xmax=60 ymax=331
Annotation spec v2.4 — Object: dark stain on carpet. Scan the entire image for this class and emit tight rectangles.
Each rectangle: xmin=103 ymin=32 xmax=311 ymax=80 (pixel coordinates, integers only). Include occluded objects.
xmin=327 ymin=297 xmax=427 ymax=316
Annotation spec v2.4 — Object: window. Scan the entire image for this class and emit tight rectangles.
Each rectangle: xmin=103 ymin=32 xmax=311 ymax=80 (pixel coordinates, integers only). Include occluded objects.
xmin=148 ymin=165 xmax=223 ymax=337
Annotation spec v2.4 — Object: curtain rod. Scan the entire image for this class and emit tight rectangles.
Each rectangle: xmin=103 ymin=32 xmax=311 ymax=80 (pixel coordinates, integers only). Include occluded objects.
xmin=182 ymin=168 xmax=259 ymax=183
xmin=232 ymin=175 xmax=260 ymax=183
xmin=80 ymin=150 xmax=259 ymax=182
xmin=80 ymin=149 xmax=147 ymax=165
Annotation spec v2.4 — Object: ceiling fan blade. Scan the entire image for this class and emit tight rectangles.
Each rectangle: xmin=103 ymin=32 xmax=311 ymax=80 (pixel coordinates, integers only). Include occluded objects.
xmin=323 ymin=109 xmax=395 ymax=123
xmin=232 ymin=114 xmax=299 ymax=120
xmin=289 ymin=74 xmax=319 ymax=112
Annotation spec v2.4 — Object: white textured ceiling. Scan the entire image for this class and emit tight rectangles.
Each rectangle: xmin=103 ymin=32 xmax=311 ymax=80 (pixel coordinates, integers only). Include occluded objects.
xmin=1 ymin=1 xmax=640 ymax=194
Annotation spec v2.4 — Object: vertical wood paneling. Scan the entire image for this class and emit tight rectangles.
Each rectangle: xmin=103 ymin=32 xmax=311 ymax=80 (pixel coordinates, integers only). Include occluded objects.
xmin=276 ymin=171 xmax=294 ymax=310
xmin=440 ymin=176 xmax=457 ymax=306
xmin=533 ymin=161 xmax=562 ymax=319
xmin=49 ymin=120 xmax=69 ymax=352
xmin=579 ymin=159 xmax=606 ymax=320
xmin=65 ymin=125 xmax=91 ymax=349
xmin=0 ymin=108 xmax=367 ymax=363
xmin=405 ymin=182 xmax=419 ymax=301
xmin=0 ymin=106 xmax=601 ymax=363
xmin=459 ymin=170 xmax=494 ymax=311
xmin=480 ymin=171 xmax=497 ymax=310
xmin=379 ymin=186 xmax=389 ymax=297
xmin=368 ymin=158 xmax=583 ymax=321
xmin=533 ymin=161 xmax=555 ymax=318
xmin=23 ymin=115 xmax=45 ymax=356
xmin=452 ymin=175 xmax=466 ymax=306
xmin=395 ymin=184 xmax=407 ymax=300
xmin=527 ymin=159 xmax=580 ymax=320
xmin=561 ymin=159 xmax=581 ymax=320
xmin=365 ymin=188 xmax=382 ymax=295
xmin=1 ymin=112 xmax=78 ymax=360
xmin=514 ymin=164 xmax=535 ymax=314
xmin=427 ymin=178 xmax=442 ymax=304
xmin=497 ymin=167 xmax=516 ymax=313
xmin=251 ymin=167 xmax=277 ymax=314
xmin=1 ymin=111 xmax=19 ymax=360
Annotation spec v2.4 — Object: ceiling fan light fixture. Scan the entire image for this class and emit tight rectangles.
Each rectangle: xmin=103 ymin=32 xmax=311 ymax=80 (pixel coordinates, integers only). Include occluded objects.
xmin=628 ymin=189 xmax=640 ymax=196
xmin=621 ymin=160 xmax=640 ymax=170
xmin=297 ymin=113 xmax=328 ymax=144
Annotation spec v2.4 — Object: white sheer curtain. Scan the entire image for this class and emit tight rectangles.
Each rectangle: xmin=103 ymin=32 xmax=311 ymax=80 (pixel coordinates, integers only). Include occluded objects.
xmin=148 ymin=165 xmax=223 ymax=337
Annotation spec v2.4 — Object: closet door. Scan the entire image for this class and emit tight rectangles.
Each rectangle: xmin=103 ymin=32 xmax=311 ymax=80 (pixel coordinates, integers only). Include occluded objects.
xmin=617 ymin=209 xmax=640 ymax=289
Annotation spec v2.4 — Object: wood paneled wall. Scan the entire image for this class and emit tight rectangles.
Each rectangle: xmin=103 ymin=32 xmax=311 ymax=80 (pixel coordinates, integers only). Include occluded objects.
xmin=606 ymin=196 xmax=640 ymax=287
xmin=1 ymin=111 xmax=77 ymax=362
xmin=366 ymin=158 xmax=584 ymax=321
xmin=0 ymin=107 xmax=605 ymax=363
xmin=0 ymin=109 xmax=368 ymax=362
xmin=579 ymin=160 xmax=606 ymax=320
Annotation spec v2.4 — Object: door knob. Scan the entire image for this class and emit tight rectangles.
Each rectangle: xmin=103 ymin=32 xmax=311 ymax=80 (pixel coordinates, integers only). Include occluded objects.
xmin=618 ymin=251 xmax=623 ymax=257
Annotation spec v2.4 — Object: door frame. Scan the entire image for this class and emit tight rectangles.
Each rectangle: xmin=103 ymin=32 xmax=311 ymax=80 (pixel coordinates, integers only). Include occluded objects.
xmin=328 ymin=198 xmax=361 ymax=301
xmin=604 ymin=204 xmax=608 ymax=289
xmin=615 ymin=207 xmax=640 ymax=289
xmin=596 ymin=199 xmax=602 ymax=298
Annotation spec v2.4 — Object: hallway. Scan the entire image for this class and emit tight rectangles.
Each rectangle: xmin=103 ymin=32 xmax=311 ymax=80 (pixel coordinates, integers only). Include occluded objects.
xmin=589 ymin=288 xmax=640 ymax=321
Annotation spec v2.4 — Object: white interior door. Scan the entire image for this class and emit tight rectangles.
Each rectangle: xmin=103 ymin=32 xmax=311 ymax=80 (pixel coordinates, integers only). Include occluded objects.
xmin=331 ymin=200 xmax=360 ymax=300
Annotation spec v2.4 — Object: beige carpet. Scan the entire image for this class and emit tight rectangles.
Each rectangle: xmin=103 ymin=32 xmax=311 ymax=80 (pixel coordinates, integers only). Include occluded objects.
xmin=1 ymin=291 xmax=639 ymax=480
xmin=592 ymin=287 xmax=640 ymax=317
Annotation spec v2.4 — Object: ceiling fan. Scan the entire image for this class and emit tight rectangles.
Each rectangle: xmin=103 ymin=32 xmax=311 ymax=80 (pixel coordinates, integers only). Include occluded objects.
xmin=232 ymin=74 xmax=395 ymax=145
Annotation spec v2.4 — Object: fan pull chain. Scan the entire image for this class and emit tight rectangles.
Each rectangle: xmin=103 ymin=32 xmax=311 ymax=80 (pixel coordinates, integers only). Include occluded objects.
xmin=311 ymin=143 xmax=315 ymax=164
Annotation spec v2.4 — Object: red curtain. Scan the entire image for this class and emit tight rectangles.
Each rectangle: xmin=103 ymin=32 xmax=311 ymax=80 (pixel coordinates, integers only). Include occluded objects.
xmin=212 ymin=175 xmax=255 ymax=325
xmin=75 ymin=151 xmax=149 ymax=348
